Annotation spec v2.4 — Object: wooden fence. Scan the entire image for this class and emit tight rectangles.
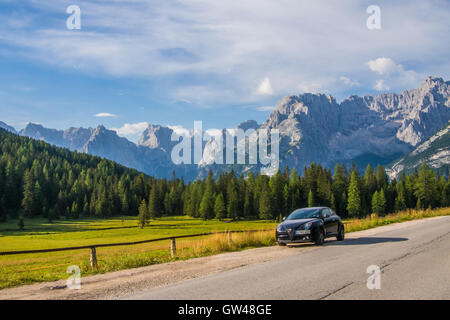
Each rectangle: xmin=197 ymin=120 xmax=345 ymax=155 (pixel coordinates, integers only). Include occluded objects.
xmin=0 ymin=229 xmax=274 ymax=270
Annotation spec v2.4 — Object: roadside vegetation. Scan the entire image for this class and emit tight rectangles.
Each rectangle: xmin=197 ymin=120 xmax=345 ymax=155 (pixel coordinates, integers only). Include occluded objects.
xmin=1 ymin=207 xmax=449 ymax=290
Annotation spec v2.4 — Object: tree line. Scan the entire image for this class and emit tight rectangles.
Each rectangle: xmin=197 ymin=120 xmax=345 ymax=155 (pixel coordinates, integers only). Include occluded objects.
xmin=0 ymin=129 xmax=449 ymax=224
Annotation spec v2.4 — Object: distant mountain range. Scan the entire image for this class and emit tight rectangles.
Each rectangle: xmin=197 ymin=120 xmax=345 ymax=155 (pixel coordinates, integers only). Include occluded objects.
xmin=3 ymin=76 xmax=449 ymax=179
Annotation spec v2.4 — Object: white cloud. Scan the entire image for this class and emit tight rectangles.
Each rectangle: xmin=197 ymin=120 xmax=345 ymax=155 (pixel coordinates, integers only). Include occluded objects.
xmin=374 ymin=79 xmax=390 ymax=91
xmin=168 ymin=125 xmax=190 ymax=136
xmin=112 ymin=122 xmax=148 ymax=136
xmin=257 ymin=106 xmax=275 ymax=112
xmin=111 ymin=122 xmax=149 ymax=142
xmin=256 ymin=77 xmax=274 ymax=95
xmin=94 ymin=112 xmax=118 ymax=118
xmin=367 ymin=57 xmax=399 ymax=75
xmin=367 ymin=57 xmax=420 ymax=92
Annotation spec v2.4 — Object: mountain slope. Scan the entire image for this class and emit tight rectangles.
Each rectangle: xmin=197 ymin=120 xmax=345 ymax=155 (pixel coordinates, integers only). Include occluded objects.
xmin=387 ymin=122 xmax=450 ymax=179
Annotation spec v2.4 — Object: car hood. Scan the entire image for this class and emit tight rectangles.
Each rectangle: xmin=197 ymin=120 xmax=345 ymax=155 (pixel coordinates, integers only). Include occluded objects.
xmin=278 ymin=218 xmax=318 ymax=229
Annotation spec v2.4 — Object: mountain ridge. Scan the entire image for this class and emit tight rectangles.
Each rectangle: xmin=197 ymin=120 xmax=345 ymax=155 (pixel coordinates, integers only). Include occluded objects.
xmin=3 ymin=76 xmax=449 ymax=179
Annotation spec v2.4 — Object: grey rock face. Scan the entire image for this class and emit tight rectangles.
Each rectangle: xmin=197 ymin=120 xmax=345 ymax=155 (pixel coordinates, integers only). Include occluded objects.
xmin=138 ymin=124 xmax=176 ymax=152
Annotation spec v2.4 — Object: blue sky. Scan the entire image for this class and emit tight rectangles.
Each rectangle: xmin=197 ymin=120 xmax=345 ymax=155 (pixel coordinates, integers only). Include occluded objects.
xmin=0 ymin=0 xmax=449 ymax=142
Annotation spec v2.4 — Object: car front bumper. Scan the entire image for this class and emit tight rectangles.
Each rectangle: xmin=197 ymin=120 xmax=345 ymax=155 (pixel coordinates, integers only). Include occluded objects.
xmin=276 ymin=230 xmax=312 ymax=243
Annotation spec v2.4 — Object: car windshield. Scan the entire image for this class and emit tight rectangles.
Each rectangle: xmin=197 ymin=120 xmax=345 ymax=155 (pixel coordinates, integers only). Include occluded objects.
xmin=286 ymin=208 xmax=321 ymax=220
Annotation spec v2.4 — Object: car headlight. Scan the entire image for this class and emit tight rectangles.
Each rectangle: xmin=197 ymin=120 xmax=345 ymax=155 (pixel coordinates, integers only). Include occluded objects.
xmin=303 ymin=222 xmax=313 ymax=229
xmin=277 ymin=225 xmax=284 ymax=232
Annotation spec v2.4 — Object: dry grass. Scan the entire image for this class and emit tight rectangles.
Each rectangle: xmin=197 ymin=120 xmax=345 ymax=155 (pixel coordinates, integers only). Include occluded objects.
xmin=177 ymin=230 xmax=276 ymax=258
xmin=344 ymin=207 xmax=450 ymax=232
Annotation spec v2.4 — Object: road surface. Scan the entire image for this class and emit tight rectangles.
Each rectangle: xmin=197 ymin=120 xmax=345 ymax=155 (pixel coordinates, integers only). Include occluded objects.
xmin=124 ymin=216 xmax=450 ymax=300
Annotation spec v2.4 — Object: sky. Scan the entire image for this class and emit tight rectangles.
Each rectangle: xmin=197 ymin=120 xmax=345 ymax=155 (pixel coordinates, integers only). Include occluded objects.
xmin=0 ymin=0 xmax=449 ymax=142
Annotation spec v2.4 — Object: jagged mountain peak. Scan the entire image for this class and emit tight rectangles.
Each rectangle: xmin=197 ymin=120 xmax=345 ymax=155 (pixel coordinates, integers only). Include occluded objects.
xmin=138 ymin=124 xmax=175 ymax=151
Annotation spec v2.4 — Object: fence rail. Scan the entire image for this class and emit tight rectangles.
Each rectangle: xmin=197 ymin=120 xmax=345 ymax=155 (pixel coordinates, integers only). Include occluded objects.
xmin=0 ymin=228 xmax=274 ymax=269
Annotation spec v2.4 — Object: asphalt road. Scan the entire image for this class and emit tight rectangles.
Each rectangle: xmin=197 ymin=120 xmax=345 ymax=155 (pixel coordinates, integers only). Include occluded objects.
xmin=124 ymin=216 xmax=450 ymax=300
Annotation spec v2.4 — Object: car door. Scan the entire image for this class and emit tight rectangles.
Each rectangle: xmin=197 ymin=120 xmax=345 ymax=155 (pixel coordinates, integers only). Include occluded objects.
xmin=328 ymin=209 xmax=339 ymax=234
xmin=321 ymin=209 xmax=334 ymax=236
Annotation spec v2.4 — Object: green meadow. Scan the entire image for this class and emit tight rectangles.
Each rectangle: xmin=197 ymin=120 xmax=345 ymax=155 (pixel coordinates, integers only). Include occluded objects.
xmin=0 ymin=216 xmax=277 ymax=289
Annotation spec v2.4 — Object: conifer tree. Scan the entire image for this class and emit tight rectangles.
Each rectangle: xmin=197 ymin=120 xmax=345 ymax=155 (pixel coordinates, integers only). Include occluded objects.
xmin=214 ymin=193 xmax=227 ymax=220
xmin=138 ymin=199 xmax=150 ymax=228
xmin=307 ymin=189 xmax=315 ymax=207
xmin=259 ymin=185 xmax=273 ymax=220
xmin=347 ymin=171 xmax=361 ymax=217
xmin=199 ymin=187 xmax=215 ymax=220
xmin=22 ymin=170 xmax=35 ymax=217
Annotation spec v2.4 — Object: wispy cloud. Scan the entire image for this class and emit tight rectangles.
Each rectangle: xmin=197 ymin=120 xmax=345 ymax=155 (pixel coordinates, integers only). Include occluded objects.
xmin=94 ymin=112 xmax=118 ymax=118
xmin=257 ymin=106 xmax=275 ymax=112
xmin=0 ymin=0 xmax=449 ymax=106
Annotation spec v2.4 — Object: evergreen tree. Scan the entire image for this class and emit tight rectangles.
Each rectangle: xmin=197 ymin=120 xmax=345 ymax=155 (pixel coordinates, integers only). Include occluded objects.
xmin=199 ymin=187 xmax=215 ymax=220
xmin=414 ymin=163 xmax=437 ymax=209
xmin=371 ymin=190 xmax=386 ymax=215
xmin=214 ymin=193 xmax=226 ymax=220
xmin=22 ymin=170 xmax=35 ymax=217
xmin=307 ymin=189 xmax=315 ymax=207
xmin=259 ymin=185 xmax=273 ymax=220
xmin=148 ymin=186 xmax=162 ymax=218
xmin=137 ymin=199 xmax=150 ymax=228
xmin=347 ymin=171 xmax=361 ymax=217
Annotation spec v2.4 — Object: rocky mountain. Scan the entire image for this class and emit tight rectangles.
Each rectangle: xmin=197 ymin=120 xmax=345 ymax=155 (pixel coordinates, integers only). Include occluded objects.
xmin=0 ymin=121 xmax=16 ymax=134
xmin=15 ymin=123 xmax=178 ymax=178
xmin=387 ymin=122 xmax=450 ymax=179
xmin=2 ymin=76 xmax=449 ymax=180
xmin=19 ymin=123 xmax=94 ymax=150
xmin=257 ymin=76 xmax=450 ymax=172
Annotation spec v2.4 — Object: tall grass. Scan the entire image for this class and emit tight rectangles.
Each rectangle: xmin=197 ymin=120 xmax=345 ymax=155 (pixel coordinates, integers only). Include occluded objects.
xmin=344 ymin=207 xmax=450 ymax=232
xmin=85 ymin=230 xmax=277 ymax=274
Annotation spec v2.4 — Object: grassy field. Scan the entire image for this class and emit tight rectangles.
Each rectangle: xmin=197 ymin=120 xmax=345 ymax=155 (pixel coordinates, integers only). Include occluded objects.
xmin=1 ymin=207 xmax=449 ymax=290
xmin=0 ymin=216 xmax=277 ymax=289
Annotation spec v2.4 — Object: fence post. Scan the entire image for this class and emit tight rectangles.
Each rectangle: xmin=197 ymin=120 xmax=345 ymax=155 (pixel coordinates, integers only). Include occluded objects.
xmin=170 ymin=238 xmax=176 ymax=257
xmin=90 ymin=247 xmax=98 ymax=270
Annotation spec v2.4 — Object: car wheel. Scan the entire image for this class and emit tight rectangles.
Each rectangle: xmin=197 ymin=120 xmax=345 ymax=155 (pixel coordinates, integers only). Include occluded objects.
xmin=277 ymin=241 xmax=286 ymax=246
xmin=314 ymin=229 xmax=324 ymax=245
xmin=337 ymin=225 xmax=345 ymax=241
